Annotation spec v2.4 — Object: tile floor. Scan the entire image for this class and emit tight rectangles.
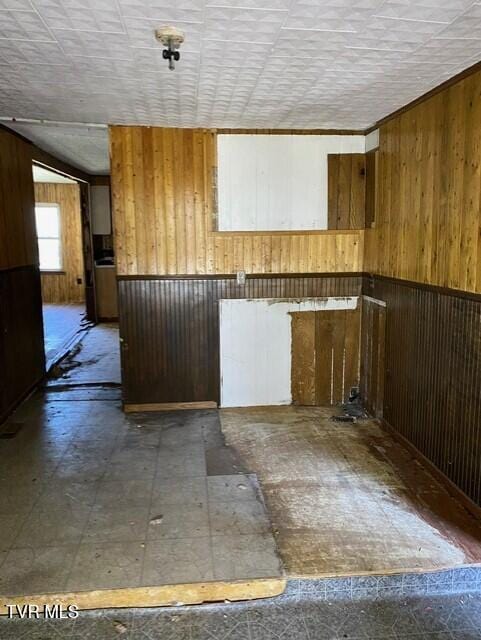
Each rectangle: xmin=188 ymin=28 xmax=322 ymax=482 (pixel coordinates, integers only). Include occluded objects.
xmin=0 ymin=394 xmax=282 ymax=597
xmin=42 ymin=303 xmax=86 ymax=369
xmin=47 ymin=322 xmax=121 ymax=385
xmin=1 ymin=590 xmax=481 ymax=639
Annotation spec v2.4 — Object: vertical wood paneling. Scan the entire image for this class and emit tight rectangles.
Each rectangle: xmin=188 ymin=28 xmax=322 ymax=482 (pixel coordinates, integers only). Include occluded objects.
xmin=35 ymin=183 xmax=84 ymax=304
xmin=0 ymin=128 xmax=45 ymax=423
xmin=364 ymin=275 xmax=481 ymax=507
xmin=118 ymin=275 xmax=363 ymax=405
xmin=364 ymin=69 xmax=481 ymax=294
xmin=0 ymin=266 xmax=45 ymax=423
xmin=291 ymin=309 xmax=360 ymax=406
xmin=0 ymin=129 xmax=37 ymax=270
xmin=360 ymin=297 xmax=385 ymax=418
xmin=327 ymin=154 xmax=366 ymax=230
xmin=110 ymin=126 xmax=364 ymax=276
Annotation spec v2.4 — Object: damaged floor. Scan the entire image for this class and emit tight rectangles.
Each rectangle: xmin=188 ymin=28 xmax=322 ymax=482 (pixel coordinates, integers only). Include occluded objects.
xmin=42 ymin=303 xmax=86 ymax=369
xmin=3 ymin=324 xmax=481 ymax=611
xmin=221 ymin=406 xmax=481 ymax=577
xmin=0 ymin=324 xmax=282 ymax=608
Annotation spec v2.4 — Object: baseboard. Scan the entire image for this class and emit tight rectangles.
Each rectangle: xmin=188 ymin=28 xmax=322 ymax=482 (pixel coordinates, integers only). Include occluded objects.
xmin=124 ymin=401 xmax=218 ymax=413
xmin=380 ymin=418 xmax=481 ymax=522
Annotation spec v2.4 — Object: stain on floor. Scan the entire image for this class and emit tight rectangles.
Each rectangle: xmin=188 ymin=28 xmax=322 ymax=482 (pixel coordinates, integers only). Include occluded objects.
xmin=220 ymin=405 xmax=481 ymax=577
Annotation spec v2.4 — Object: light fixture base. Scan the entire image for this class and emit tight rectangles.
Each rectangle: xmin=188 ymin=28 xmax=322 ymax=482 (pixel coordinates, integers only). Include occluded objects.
xmin=155 ymin=26 xmax=184 ymax=49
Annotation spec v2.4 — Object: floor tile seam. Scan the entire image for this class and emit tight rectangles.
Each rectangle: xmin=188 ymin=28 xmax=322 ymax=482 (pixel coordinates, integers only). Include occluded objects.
xmin=138 ymin=447 xmax=163 ymax=585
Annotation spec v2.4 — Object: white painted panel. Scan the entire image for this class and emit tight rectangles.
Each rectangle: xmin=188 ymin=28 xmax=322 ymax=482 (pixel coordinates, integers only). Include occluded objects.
xmin=365 ymin=129 xmax=380 ymax=152
xmin=220 ymin=296 xmax=359 ymax=408
xmin=217 ymin=134 xmax=366 ymax=232
xmin=91 ymin=185 xmax=111 ymax=235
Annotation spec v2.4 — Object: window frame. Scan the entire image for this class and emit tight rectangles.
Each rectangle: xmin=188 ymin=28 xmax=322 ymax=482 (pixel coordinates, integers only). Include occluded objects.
xmin=35 ymin=202 xmax=63 ymax=273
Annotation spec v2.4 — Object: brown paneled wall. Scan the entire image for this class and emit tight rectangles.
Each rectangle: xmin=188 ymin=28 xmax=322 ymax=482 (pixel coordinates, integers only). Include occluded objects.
xmin=35 ymin=183 xmax=85 ymax=304
xmin=110 ymin=126 xmax=364 ymax=276
xmin=363 ymin=275 xmax=481 ymax=507
xmin=118 ymin=275 xmax=362 ymax=405
xmin=327 ymin=154 xmax=366 ymax=230
xmin=0 ymin=128 xmax=38 ymax=270
xmin=364 ymin=68 xmax=481 ymax=293
xmin=0 ymin=128 xmax=45 ymax=423
xmin=0 ymin=267 xmax=45 ymax=423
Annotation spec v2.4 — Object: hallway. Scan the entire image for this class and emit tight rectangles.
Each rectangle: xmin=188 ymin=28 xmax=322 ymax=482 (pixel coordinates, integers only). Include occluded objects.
xmin=42 ymin=303 xmax=86 ymax=370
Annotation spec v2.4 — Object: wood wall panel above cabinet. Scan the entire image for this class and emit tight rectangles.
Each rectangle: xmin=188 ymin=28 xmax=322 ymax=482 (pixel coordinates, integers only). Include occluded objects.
xmin=364 ymin=68 xmax=481 ymax=294
xmin=110 ymin=126 xmax=365 ymax=276
xmin=327 ymin=154 xmax=366 ymax=230
xmin=0 ymin=129 xmax=37 ymax=270
xmin=35 ymin=183 xmax=84 ymax=304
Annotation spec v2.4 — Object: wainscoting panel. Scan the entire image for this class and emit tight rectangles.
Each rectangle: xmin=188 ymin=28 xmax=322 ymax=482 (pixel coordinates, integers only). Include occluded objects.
xmin=0 ymin=266 xmax=45 ymax=423
xmin=363 ymin=275 xmax=481 ymax=507
xmin=118 ymin=274 xmax=362 ymax=406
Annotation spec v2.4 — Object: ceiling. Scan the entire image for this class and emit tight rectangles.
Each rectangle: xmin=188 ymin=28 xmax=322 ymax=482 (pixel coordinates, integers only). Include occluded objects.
xmin=32 ymin=163 xmax=77 ymax=183
xmin=1 ymin=0 xmax=481 ymax=173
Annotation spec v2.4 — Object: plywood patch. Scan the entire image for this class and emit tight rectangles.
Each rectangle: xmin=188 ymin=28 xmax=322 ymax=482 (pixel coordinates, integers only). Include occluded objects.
xmin=290 ymin=309 xmax=361 ymax=406
xmin=0 ymin=578 xmax=286 ymax=615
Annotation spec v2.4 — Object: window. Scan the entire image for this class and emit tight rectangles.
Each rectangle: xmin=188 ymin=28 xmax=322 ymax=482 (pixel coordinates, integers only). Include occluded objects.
xmin=35 ymin=204 xmax=62 ymax=271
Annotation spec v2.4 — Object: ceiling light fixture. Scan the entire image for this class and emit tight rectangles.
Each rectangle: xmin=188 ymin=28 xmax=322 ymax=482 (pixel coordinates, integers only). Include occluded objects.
xmin=155 ymin=26 xmax=185 ymax=71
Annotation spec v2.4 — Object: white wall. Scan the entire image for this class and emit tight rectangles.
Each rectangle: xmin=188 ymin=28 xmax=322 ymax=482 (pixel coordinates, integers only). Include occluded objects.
xmin=220 ymin=297 xmax=359 ymax=408
xmin=91 ymin=185 xmax=111 ymax=235
xmin=217 ymin=134 xmax=366 ymax=232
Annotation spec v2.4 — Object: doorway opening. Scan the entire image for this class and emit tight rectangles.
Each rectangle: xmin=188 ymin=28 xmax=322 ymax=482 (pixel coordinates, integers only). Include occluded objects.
xmin=33 ymin=163 xmax=89 ymax=369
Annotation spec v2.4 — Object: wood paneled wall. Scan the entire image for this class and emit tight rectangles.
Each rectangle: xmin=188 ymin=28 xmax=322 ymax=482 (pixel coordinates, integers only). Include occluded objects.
xmin=0 ymin=128 xmax=37 ymax=269
xmin=118 ymin=275 xmax=362 ymax=405
xmin=0 ymin=128 xmax=44 ymax=423
xmin=327 ymin=154 xmax=366 ymax=230
xmin=110 ymin=126 xmax=364 ymax=276
xmin=364 ymin=69 xmax=481 ymax=294
xmin=364 ymin=275 xmax=481 ymax=507
xmin=35 ymin=183 xmax=84 ymax=304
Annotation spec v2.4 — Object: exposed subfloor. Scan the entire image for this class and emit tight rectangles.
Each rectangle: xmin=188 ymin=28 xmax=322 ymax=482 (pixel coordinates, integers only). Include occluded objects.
xmin=42 ymin=303 xmax=86 ymax=369
xmin=2 ymin=590 xmax=481 ymax=639
xmin=220 ymin=406 xmax=481 ymax=577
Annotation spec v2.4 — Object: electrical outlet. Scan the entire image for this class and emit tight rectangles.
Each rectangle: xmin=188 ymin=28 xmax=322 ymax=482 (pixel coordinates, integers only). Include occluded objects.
xmin=236 ymin=271 xmax=246 ymax=285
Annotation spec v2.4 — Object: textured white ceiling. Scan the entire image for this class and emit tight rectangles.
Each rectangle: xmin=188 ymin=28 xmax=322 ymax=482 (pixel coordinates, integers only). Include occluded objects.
xmin=33 ymin=163 xmax=77 ymax=183
xmin=1 ymin=0 xmax=480 ymax=172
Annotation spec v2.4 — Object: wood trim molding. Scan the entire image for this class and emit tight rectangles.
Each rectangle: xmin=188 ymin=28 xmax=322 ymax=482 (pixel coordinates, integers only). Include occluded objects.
xmin=365 ymin=274 xmax=481 ymax=304
xmin=124 ymin=401 xmax=218 ymax=412
xmin=117 ymin=272 xmax=366 ymax=281
xmin=216 ymin=128 xmax=366 ymax=135
xmin=209 ymin=229 xmax=362 ymax=237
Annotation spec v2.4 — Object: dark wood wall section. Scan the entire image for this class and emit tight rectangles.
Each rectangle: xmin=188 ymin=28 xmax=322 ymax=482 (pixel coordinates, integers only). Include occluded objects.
xmin=363 ymin=275 xmax=481 ymax=506
xmin=0 ymin=267 xmax=45 ymax=423
xmin=327 ymin=153 xmax=366 ymax=230
xmin=0 ymin=128 xmax=45 ymax=424
xmin=118 ymin=274 xmax=362 ymax=405
xmin=360 ymin=296 xmax=385 ymax=418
